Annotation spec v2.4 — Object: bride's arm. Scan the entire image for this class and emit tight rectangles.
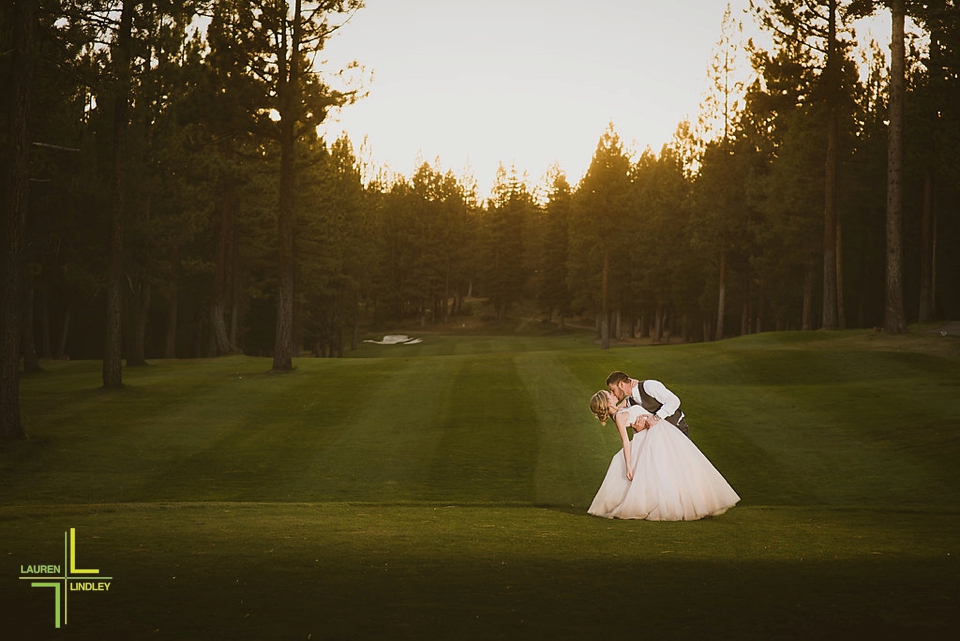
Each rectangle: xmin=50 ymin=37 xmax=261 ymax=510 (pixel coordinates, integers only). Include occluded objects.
xmin=615 ymin=413 xmax=633 ymax=481
xmin=631 ymin=413 xmax=652 ymax=431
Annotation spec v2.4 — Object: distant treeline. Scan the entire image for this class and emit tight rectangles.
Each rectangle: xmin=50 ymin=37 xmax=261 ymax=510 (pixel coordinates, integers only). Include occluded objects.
xmin=2 ymin=1 xmax=958 ymax=365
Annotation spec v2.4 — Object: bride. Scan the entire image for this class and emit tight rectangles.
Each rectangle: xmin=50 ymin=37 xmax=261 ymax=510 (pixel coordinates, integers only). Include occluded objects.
xmin=587 ymin=390 xmax=740 ymax=520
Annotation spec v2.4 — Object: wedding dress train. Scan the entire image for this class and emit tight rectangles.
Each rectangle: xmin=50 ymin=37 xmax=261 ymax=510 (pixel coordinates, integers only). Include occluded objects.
xmin=588 ymin=407 xmax=740 ymax=521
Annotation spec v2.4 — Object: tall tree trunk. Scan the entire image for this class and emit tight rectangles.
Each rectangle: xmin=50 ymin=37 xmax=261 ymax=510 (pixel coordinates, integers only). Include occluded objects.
xmin=39 ymin=287 xmax=51 ymax=359
xmin=210 ymin=191 xmax=235 ymax=355
xmin=128 ymin=280 xmax=150 ymax=366
xmin=1 ymin=0 xmax=36 ymax=439
xmin=740 ymin=274 xmax=751 ymax=336
xmin=600 ymin=247 xmax=610 ymax=349
xmin=836 ymin=217 xmax=845 ymax=329
xmin=22 ymin=285 xmax=41 ymax=372
xmin=821 ymin=0 xmax=840 ymax=330
xmin=715 ymin=251 xmax=726 ymax=341
xmin=273 ymin=137 xmax=295 ymax=366
xmin=884 ymin=0 xmax=906 ymax=334
xmin=919 ymin=21 xmax=942 ymax=324
xmin=164 ymin=245 xmax=179 ymax=358
xmin=756 ymin=279 xmax=764 ymax=333
xmin=931 ymin=208 xmax=938 ymax=316
xmin=918 ymin=171 xmax=934 ymax=322
xmin=103 ymin=0 xmax=134 ymax=388
xmin=443 ymin=257 xmax=450 ymax=323
xmin=56 ymin=308 xmax=71 ymax=360
xmin=653 ymin=303 xmax=663 ymax=342
xmin=229 ymin=223 xmax=240 ymax=348
xmin=272 ymin=1 xmax=302 ymax=371
xmin=229 ymin=297 xmax=239 ymax=350
xmin=802 ymin=261 xmax=815 ymax=331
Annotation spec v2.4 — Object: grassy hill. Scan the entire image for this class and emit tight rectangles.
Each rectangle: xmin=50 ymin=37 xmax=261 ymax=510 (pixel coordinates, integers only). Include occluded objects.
xmin=2 ymin=327 xmax=958 ymax=639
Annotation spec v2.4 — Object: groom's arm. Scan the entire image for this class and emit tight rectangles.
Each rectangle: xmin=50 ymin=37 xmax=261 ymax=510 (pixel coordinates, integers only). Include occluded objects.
xmin=642 ymin=380 xmax=681 ymax=422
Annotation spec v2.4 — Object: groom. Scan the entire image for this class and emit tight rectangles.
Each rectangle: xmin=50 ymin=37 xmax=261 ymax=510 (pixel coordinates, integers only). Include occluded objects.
xmin=606 ymin=371 xmax=691 ymax=438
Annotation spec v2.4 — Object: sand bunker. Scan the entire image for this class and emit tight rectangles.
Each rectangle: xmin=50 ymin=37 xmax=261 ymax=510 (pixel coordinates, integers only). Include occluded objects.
xmin=363 ymin=335 xmax=422 ymax=345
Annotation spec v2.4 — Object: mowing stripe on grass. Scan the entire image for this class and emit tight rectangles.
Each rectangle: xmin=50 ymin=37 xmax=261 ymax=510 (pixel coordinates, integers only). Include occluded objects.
xmin=555 ymin=339 xmax=960 ymax=510
xmin=684 ymin=345 xmax=960 ymax=508
xmin=418 ymin=354 xmax=539 ymax=503
xmin=306 ymin=354 xmax=462 ymax=502
xmin=3 ymin=331 xmax=959 ymax=639
xmin=512 ymin=351 xmax=613 ymax=508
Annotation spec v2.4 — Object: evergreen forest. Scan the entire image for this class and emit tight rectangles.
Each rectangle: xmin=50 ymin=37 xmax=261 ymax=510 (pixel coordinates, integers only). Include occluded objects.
xmin=1 ymin=1 xmax=958 ymax=437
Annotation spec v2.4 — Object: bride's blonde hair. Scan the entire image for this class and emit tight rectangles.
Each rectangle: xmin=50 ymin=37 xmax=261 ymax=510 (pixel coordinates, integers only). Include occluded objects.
xmin=589 ymin=390 xmax=613 ymax=425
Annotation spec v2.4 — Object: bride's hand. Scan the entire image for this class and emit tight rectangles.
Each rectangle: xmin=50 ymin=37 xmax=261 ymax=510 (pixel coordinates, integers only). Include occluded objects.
xmin=626 ymin=468 xmax=634 ymax=481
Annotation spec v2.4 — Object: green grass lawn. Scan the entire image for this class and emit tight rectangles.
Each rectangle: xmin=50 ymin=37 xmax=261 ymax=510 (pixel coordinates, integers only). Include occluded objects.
xmin=2 ymin=327 xmax=959 ymax=639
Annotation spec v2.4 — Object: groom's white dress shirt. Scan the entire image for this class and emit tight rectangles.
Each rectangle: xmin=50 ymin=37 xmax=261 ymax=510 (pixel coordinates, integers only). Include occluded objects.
xmin=630 ymin=379 xmax=682 ymax=424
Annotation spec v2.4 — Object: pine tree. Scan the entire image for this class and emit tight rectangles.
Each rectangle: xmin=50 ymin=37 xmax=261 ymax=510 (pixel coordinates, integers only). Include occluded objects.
xmin=536 ymin=167 xmax=572 ymax=327
xmin=569 ymin=124 xmax=632 ymax=349
xmin=1 ymin=0 xmax=37 ymax=439
xmin=883 ymin=0 xmax=906 ymax=333
xmin=751 ymin=0 xmax=870 ymax=329
xmin=480 ymin=166 xmax=533 ymax=323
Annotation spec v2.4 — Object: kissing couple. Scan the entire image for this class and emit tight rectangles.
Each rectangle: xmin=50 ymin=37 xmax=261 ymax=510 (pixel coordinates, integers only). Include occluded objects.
xmin=586 ymin=371 xmax=739 ymax=521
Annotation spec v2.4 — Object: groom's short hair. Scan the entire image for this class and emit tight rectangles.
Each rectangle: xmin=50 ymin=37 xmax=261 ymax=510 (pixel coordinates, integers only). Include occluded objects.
xmin=606 ymin=371 xmax=630 ymax=386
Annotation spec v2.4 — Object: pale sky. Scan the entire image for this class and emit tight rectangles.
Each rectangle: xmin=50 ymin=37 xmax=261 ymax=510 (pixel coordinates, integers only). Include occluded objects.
xmin=316 ymin=0 xmax=759 ymax=198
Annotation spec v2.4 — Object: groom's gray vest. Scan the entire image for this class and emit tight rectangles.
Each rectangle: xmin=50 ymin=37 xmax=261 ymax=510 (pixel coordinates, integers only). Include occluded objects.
xmin=629 ymin=381 xmax=690 ymax=437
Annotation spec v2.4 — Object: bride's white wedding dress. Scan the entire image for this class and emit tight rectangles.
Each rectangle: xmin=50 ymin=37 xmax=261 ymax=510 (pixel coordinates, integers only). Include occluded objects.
xmin=588 ymin=405 xmax=740 ymax=521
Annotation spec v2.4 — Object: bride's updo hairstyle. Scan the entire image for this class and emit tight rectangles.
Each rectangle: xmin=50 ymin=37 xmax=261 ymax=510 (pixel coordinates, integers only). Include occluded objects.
xmin=589 ymin=390 xmax=612 ymax=425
